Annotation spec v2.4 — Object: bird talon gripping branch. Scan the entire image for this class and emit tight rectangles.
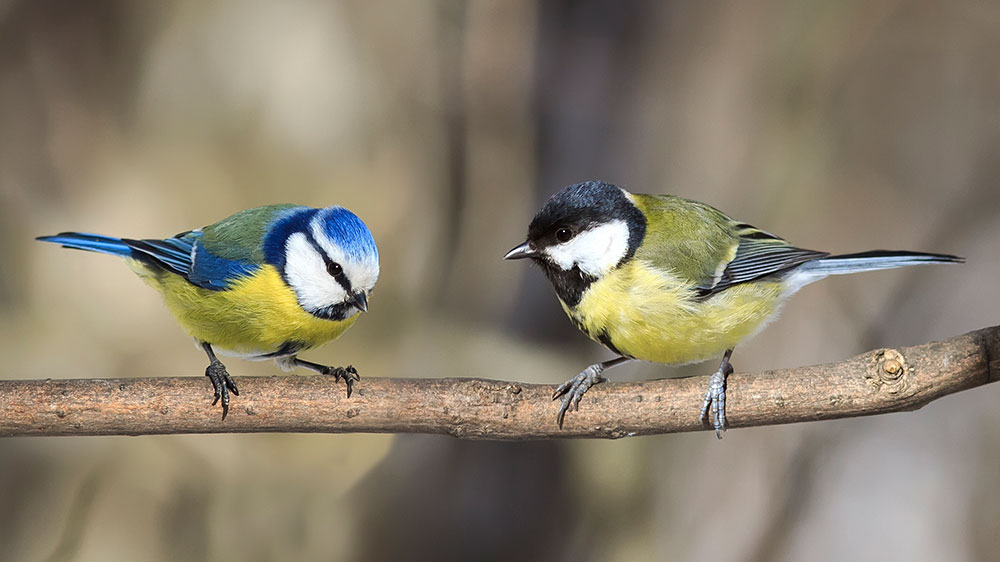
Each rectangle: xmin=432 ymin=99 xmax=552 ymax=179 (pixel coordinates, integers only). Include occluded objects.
xmin=506 ymin=181 xmax=963 ymax=436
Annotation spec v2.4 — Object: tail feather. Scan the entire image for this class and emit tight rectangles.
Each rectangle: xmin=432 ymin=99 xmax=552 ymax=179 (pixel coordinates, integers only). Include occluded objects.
xmin=799 ymin=250 xmax=964 ymax=276
xmin=36 ymin=232 xmax=133 ymax=257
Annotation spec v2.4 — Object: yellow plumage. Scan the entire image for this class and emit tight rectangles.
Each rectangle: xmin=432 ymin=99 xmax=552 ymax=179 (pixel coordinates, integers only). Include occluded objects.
xmin=563 ymin=259 xmax=784 ymax=365
xmin=130 ymin=260 xmax=358 ymax=357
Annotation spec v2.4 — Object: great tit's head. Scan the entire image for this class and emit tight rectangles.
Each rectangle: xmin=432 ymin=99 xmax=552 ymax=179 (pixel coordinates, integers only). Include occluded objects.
xmin=505 ymin=181 xmax=646 ymax=280
xmin=267 ymin=206 xmax=379 ymax=320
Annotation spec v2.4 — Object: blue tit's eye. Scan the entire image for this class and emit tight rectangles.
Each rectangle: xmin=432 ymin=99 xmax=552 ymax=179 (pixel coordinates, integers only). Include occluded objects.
xmin=556 ymin=228 xmax=573 ymax=242
xmin=327 ymin=262 xmax=343 ymax=277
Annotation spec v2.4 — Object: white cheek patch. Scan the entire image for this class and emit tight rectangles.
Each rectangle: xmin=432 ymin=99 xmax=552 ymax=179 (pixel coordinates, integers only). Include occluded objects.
xmin=543 ymin=220 xmax=630 ymax=277
xmin=283 ymin=233 xmax=347 ymax=312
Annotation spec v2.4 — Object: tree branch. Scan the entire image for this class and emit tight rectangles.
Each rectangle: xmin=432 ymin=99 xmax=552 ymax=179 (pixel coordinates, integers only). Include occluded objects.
xmin=2 ymin=326 xmax=997 ymax=439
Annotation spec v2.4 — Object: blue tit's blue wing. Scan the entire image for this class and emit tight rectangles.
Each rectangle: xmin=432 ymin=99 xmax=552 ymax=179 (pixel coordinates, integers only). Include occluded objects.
xmin=39 ymin=205 xmax=303 ymax=291
xmin=124 ymin=230 xmax=259 ymax=291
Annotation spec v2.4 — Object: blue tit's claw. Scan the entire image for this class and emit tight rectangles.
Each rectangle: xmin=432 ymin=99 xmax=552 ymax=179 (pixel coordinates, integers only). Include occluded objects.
xmin=553 ymin=365 xmax=606 ymax=429
xmin=318 ymin=364 xmax=360 ymax=398
xmin=699 ymin=368 xmax=728 ymax=438
xmin=205 ymin=360 xmax=237 ymax=420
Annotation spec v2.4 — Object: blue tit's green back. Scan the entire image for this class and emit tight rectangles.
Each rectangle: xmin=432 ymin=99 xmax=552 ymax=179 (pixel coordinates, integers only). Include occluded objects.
xmin=198 ymin=204 xmax=302 ymax=263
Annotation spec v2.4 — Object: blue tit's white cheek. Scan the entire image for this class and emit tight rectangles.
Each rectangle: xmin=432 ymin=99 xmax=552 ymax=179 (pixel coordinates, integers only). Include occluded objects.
xmin=283 ymin=232 xmax=348 ymax=312
xmin=543 ymin=220 xmax=630 ymax=277
xmin=343 ymin=261 xmax=379 ymax=295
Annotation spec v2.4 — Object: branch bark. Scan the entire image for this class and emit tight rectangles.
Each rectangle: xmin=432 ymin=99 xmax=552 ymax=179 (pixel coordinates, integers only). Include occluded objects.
xmin=2 ymin=326 xmax=998 ymax=439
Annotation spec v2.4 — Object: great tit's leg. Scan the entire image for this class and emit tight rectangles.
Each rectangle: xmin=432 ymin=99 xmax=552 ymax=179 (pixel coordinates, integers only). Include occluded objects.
xmin=699 ymin=348 xmax=734 ymax=439
xmin=552 ymin=356 xmax=632 ymax=429
xmin=292 ymin=357 xmax=360 ymax=398
xmin=201 ymin=342 xmax=238 ymax=420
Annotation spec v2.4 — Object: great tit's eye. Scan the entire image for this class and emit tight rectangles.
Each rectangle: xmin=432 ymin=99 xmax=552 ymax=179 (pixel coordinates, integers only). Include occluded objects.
xmin=327 ymin=262 xmax=343 ymax=277
xmin=555 ymin=228 xmax=573 ymax=242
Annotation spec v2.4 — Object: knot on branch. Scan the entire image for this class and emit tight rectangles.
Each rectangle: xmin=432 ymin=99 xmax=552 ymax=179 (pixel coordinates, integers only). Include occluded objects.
xmin=866 ymin=348 xmax=909 ymax=395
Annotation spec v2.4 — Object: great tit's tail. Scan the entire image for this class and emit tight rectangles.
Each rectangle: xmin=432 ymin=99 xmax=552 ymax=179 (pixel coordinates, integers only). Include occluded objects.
xmin=36 ymin=232 xmax=133 ymax=257
xmin=800 ymin=250 xmax=964 ymax=276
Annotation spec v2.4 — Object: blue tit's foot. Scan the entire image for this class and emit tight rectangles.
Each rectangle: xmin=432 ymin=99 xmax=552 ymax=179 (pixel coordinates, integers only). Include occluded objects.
xmin=292 ymin=357 xmax=360 ymax=398
xmin=319 ymin=365 xmax=359 ymax=398
xmin=552 ymin=364 xmax=607 ymax=429
xmin=205 ymin=359 xmax=239 ymax=420
xmin=699 ymin=354 xmax=734 ymax=439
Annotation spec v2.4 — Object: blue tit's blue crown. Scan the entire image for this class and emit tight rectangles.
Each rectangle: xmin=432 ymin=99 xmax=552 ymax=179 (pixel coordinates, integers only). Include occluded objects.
xmin=316 ymin=207 xmax=379 ymax=264
xmin=262 ymin=206 xmax=378 ymax=272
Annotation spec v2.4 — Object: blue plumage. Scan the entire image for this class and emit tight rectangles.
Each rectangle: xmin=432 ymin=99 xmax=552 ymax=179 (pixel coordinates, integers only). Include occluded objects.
xmin=318 ymin=207 xmax=379 ymax=263
xmin=36 ymin=233 xmax=133 ymax=257
xmin=262 ymin=208 xmax=319 ymax=270
xmin=37 ymin=230 xmax=259 ymax=291
xmin=186 ymin=239 xmax=259 ymax=290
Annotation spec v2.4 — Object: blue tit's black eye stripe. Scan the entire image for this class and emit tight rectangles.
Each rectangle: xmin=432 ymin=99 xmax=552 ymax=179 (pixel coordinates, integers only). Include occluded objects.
xmin=303 ymin=228 xmax=353 ymax=294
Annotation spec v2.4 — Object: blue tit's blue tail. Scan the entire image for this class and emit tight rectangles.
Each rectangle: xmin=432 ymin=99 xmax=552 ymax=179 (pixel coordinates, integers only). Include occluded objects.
xmin=799 ymin=250 xmax=964 ymax=276
xmin=36 ymin=232 xmax=133 ymax=257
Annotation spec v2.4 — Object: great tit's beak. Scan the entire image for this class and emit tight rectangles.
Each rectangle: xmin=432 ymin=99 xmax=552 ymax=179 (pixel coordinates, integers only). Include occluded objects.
xmin=352 ymin=291 xmax=369 ymax=313
xmin=503 ymin=242 xmax=536 ymax=260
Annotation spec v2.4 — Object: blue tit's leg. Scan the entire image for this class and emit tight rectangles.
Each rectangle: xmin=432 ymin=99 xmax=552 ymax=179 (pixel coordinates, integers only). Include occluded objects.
xmin=699 ymin=348 xmax=734 ymax=439
xmin=291 ymin=357 xmax=360 ymax=398
xmin=552 ymin=356 xmax=632 ymax=428
xmin=201 ymin=342 xmax=239 ymax=420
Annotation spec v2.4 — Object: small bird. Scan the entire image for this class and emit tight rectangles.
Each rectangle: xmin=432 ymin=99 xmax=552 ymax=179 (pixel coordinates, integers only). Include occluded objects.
xmin=505 ymin=181 xmax=962 ymax=436
xmin=38 ymin=204 xmax=379 ymax=419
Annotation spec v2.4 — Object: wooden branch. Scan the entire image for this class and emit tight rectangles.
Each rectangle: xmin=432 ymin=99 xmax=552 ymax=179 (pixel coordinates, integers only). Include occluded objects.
xmin=2 ymin=326 xmax=998 ymax=439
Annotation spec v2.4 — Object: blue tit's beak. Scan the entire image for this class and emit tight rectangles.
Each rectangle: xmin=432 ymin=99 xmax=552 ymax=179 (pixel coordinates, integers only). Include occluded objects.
xmin=504 ymin=242 xmax=536 ymax=260
xmin=352 ymin=291 xmax=369 ymax=313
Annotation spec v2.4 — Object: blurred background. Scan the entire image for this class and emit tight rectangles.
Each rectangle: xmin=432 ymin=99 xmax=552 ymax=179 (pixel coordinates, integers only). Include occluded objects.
xmin=1 ymin=1 xmax=998 ymax=560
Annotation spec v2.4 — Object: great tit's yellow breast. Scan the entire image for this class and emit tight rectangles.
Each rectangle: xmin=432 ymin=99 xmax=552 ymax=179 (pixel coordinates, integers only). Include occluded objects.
xmin=129 ymin=260 xmax=358 ymax=355
xmin=563 ymin=259 xmax=785 ymax=364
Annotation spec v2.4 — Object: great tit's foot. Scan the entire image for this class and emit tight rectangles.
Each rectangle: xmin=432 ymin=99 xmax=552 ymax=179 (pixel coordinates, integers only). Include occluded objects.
xmin=205 ymin=359 xmax=239 ymax=420
xmin=552 ymin=364 xmax=606 ymax=429
xmin=318 ymin=365 xmax=360 ymax=398
xmin=699 ymin=362 xmax=733 ymax=439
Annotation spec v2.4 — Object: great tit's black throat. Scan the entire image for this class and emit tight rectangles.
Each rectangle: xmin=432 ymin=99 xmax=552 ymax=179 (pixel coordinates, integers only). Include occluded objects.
xmin=525 ymin=181 xmax=647 ymax=307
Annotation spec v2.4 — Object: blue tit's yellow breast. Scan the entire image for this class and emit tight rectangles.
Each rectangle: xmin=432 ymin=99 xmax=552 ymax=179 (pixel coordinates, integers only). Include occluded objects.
xmin=130 ymin=261 xmax=358 ymax=355
xmin=562 ymin=259 xmax=786 ymax=364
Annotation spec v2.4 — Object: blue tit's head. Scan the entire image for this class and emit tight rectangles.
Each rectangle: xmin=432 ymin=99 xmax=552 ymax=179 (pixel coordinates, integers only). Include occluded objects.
xmin=265 ymin=206 xmax=379 ymax=320
xmin=505 ymin=181 xmax=646 ymax=279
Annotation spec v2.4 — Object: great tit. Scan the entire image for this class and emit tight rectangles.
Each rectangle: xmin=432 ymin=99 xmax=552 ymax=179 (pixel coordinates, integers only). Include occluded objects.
xmin=505 ymin=181 xmax=962 ymax=436
xmin=38 ymin=204 xmax=379 ymax=419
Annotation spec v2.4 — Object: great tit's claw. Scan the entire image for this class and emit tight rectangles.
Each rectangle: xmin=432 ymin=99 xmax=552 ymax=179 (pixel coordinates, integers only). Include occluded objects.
xmin=699 ymin=367 xmax=729 ymax=438
xmin=553 ymin=365 xmax=606 ymax=429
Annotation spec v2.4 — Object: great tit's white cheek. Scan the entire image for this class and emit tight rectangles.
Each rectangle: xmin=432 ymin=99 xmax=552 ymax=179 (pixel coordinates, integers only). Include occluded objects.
xmin=284 ymin=233 xmax=347 ymax=311
xmin=543 ymin=220 xmax=629 ymax=276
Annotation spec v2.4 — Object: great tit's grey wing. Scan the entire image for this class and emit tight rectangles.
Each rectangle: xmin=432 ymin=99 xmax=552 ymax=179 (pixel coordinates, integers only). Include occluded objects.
xmin=630 ymin=194 xmax=826 ymax=296
xmin=694 ymin=226 xmax=828 ymax=297
xmin=630 ymin=194 xmax=743 ymax=287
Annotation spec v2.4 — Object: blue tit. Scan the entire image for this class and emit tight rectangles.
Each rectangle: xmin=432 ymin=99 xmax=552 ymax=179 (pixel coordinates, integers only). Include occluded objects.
xmin=38 ymin=204 xmax=379 ymax=419
xmin=505 ymin=181 xmax=963 ymax=436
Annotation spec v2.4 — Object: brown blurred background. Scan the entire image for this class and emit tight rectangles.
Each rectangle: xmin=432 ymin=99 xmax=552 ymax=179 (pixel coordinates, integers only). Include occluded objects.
xmin=2 ymin=1 xmax=999 ymax=560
